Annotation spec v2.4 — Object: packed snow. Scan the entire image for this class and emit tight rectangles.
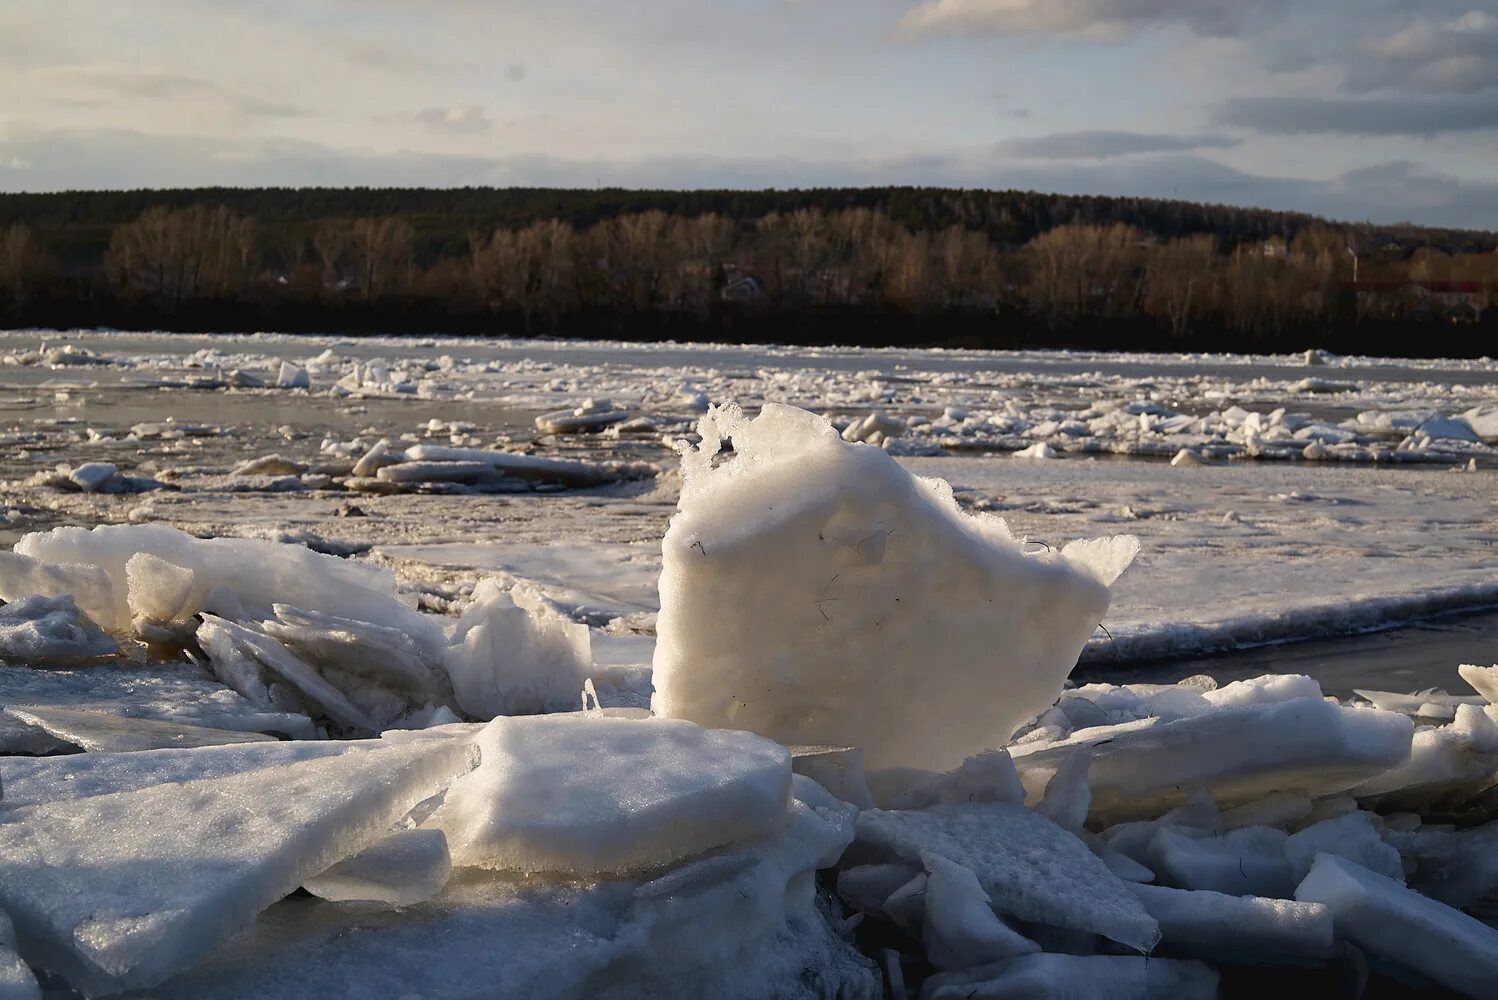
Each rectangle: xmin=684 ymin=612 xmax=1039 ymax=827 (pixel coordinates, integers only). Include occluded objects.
xmin=0 ymin=332 xmax=1496 ymax=997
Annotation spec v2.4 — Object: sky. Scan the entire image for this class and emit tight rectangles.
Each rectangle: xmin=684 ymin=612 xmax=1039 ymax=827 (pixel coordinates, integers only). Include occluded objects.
xmin=2 ymin=0 xmax=1497 ymax=229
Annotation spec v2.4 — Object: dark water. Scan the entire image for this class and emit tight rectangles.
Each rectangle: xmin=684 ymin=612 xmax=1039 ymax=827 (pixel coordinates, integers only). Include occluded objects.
xmin=1075 ymin=608 xmax=1498 ymax=698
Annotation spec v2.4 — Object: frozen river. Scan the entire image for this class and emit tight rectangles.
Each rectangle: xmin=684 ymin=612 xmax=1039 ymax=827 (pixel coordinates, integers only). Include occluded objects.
xmin=2 ymin=329 xmax=1496 ymax=694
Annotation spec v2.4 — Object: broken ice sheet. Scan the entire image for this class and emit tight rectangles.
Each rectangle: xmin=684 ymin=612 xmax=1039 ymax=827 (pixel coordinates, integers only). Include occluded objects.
xmin=0 ymin=737 xmax=477 ymax=995
xmin=1 ymin=705 xmax=277 ymax=753
xmin=1296 ymin=853 xmax=1498 ymax=997
xmin=428 ymin=714 xmax=791 ymax=876
xmin=0 ymin=663 xmax=316 ymax=741
xmin=854 ymin=802 xmax=1160 ymax=953
xmin=147 ymin=789 xmax=872 ymax=1000
xmin=1011 ymin=697 xmax=1414 ymax=823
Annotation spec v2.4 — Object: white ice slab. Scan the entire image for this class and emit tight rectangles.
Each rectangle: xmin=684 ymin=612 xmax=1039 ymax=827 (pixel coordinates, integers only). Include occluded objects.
xmin=0 ymin=740 xmax=371 ymax=809
xmin=855 ymin=802 xmax=1160 ymax=952
xmin=1296 ymin=853 xmax=1498 ymax=997
xmin=921 ymin=853 xmax=1039 ymax=971
xmin=653 ymin=403 xmax=1135 ymax=771
xmin=2 ymin=705 xmax=276 ymax=753
xmin=1129 ymin=882 xmax=1333 ymax=965
xmin=0 ymin=737 xmax=477 ymax=995
xmin=1012 ymin=698 xmax=1414 ymax=822
xmin=1284 ymin=812 xmax=1404 ymax=884
xmin=303 ymin=829 xmax=452 ymax=906
xmin=1148 ymin=826 xmax=1295 ymax=898
xmin=428 ymin=714 xmax=791 ymax=875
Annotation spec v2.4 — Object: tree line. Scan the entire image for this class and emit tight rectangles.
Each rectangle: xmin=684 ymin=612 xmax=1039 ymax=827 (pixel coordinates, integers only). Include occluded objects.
xmin=1 ymin=190 xmax=1495 ymax=355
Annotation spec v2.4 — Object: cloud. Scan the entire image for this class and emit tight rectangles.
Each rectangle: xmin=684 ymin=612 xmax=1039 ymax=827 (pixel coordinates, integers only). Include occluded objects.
xmin=40 ymin=68 xmax=309 ymax=118
xmin=1348 ymin=10 xmax=1498 ymax=93
xmin=1216 ymin=95 xmax=1498 ymax=136
xmin=1 ymin=126 xmax=1495 ymax=230
xmin=995 ymin=130 xmax=1240 ymax=160
xmin=410 ymin=106 xmax=496 ymax=134
xmin=898 ymin=0 xmax=1269 ymax=40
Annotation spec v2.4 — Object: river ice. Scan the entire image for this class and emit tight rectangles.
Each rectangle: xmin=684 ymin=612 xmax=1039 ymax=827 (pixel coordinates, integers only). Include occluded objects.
xmin=1 ymin=331 xmax=1497 ymax=997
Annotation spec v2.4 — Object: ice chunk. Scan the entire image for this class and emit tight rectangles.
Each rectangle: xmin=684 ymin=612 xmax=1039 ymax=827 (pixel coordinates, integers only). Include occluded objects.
xmin=653 ymin=403 xmax=1136 ymax=771
xmin=1458 ymin=662 xmax=1498 ymax=704
xmin=789 ymin=745 xmax=874 ymax=811
xmin=428 ymin=714 xmax=791 ymax=875
xmin=303 ymin=829 xmax=452 ymax=906
xmin=1284 ymin=812 xmax=1403 ymax=884
xmin=350 ymin=440 xmax=402 ymax=478
xmin=921 ymin=954 xmax=1217 ymax=1000
xmin=261 ymin=604 xmax=449 ymax=699
xmin=402 ymin=445 xmax=633 ymax=487
xmin=124 ymin=552 xmax=197 ymax=624
xmin=68 ymin=462 xmax=119 ymax=493
xmin=1149 ymin=826 xmax=1294 ymax=897
xmin=1296 ymin=853 xmax=1498 ymax=997
xmin=198 ymin=616 xmax=381 ymax=732
xmin=1036 ymin=748 xmax=1091 ymax=833
xmin=1011 ymin=699 xmax=1413 ymax=823
xmin=2 ymin=705 xmax=277 ymax=754
xmin=921 ymin=853 xmax=1040 ymax=970
xmin=854 ymin=802 xmax=1159 ymax=952
xmin=1013 ymin=441 xmax=1058 ymax=459
xmin=1351 ymin=703 xmax=1498 ymax=806
xmin=441 ymin=579 xmax=591 ymax=718
xmin=231 ymin=455 xmax=306 ymax=477
xmin=0 ymin=740 xmax=372 ymax=808
xmin=1128 ymin=883 xmax=1333 ymax=965
xmin=0 ymin=552 xmax=117 ymax=630
xmin=276 ymin=361 xmax=310 ymax=389
xmin=16 ymin=525 xmax=440 ymax=647
xmin=1355 ymin=688 xmax=1482 ymax=721
xmin=0 ymin=594 xmax=116 ymax=663
xmin=0 ymin=737 xmax=477 ymax=995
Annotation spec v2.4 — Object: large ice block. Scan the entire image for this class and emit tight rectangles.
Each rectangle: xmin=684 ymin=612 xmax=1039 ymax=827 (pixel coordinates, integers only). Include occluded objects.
xmin=653 ymin=404 xmax=1136 ymax=771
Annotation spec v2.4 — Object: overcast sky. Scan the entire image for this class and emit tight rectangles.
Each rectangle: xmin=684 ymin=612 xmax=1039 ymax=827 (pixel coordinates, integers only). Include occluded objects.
xmin=3 ymin=0 xmax=1496 ymax=228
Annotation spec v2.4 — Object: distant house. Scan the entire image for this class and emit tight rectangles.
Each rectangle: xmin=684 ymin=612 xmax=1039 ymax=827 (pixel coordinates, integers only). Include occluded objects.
xmin=1342 ymin=280 xmax=1492 ymax=323
xmin=1258 ymin=237 xmax=1290 ymax=258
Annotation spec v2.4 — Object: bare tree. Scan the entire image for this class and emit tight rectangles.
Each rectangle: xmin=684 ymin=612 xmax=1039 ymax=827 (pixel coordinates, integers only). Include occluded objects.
xmin=0 ymin=224 xmax=55 ymax=304
xmin=103 ymin=205 xmax=255 ymax=305
xmin=348 ymin=217 xmax=415 ymax=301
xmin=1144 ymin=235 xmax=1218 ymax=338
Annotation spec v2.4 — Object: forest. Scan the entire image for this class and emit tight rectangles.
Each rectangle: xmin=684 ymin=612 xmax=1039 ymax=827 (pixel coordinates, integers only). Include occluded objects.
xmin=1 ymin=187 xmax=1495 ymax=355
